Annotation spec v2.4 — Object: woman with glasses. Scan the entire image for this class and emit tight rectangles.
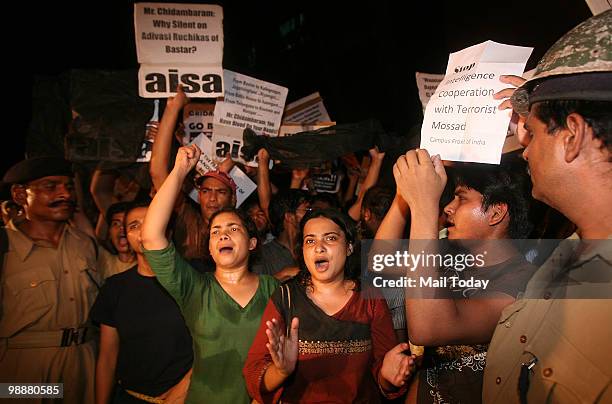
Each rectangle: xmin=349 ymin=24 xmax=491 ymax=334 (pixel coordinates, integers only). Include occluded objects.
xmin=244 ymin=209 xmax=415 ymax=403
xmin=141 ymin=144 xmax=279 ymax=404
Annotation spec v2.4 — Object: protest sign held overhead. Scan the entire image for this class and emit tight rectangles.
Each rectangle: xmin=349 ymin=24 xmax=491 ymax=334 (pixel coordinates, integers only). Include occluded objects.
xmin=136 ymin=99 xmax=160 ymax=162
xmin=214 ymin=70 xmax=288 ymax=136
xmin=134 ymin=3 xmax=224 ymax=98
xmin=210 ymin=123 xmax=273 ymax=168
xmin=282 ymin=92 xmax=331 ymax=124
xmin=415 ymin=72 xmax=444 ymax=112
xmin=182 ymin=102 xmax=215 ymax=144
xmin=188 ymin=134 xmax=257 ymax=207
xmin=420 ymin=41 xmax=532 ymax=164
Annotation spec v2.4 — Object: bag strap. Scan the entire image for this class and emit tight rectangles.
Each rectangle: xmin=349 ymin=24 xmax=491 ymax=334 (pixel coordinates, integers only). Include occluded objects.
xmin=280 ymin=284 xmax=292 ymax=337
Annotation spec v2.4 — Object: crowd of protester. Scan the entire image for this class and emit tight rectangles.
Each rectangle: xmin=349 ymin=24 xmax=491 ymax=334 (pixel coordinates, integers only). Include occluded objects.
xmin=0 ymin=10 xmax=610 ymax=404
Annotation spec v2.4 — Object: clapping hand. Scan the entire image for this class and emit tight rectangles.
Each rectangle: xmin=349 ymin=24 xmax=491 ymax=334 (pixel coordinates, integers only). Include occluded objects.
xmin=266 ymin=317 xmax=299 ymax=377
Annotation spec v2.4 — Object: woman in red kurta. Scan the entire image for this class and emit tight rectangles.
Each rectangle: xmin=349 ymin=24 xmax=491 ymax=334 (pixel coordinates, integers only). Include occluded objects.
xmin=243 ymin=209 xmax=415 ymax=403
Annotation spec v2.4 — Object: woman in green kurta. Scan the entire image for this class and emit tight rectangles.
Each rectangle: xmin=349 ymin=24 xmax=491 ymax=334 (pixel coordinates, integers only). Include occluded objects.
xmin=141 ymin=144 xmax=278 ymax=403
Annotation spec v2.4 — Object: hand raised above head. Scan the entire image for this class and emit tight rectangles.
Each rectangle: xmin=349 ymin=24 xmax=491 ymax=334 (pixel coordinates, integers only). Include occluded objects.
xmin=369 ymin=146 xmax=386 ymax=161
xmin=494 ymin=75 xmax=527 ymax=111
xmin=167 ymin=84 xmax=190 ymax=111
xmin=494 ymin=75 xmax=530 ymax=147
xmin=173 ymin=144 xmax=201 ymax=177
xmin=393 ymin=149 xmax=447 ymax=214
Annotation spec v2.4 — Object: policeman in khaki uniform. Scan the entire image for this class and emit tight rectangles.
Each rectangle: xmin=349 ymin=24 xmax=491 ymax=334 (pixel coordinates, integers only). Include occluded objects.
xmin=484 ymin=10 xmax=612 ymax=403
xmin=0 ymin=157 xmax=101 ymax=403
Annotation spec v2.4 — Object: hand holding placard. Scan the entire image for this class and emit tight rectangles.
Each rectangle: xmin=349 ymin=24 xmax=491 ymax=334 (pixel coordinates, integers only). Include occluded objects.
xmin=393 ymin=150 xmax=447 ymax=216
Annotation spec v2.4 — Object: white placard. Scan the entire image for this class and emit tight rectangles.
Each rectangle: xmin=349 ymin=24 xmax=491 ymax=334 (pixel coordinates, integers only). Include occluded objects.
xmin=283 ymin=92 xmax=331 ymax=124
xmin=213 ymin=70 xmax=288 ymax=136
xmin=211 ymin=124 xmax=248 ymax=163
xmin=584 ymin=0 xmax=612 ymax=15
xmin=134 ymin=3 xmax=224 ymax=98
xmin=137 ymin=65 xmax=224 ymax=98
xmin=415 ymin=72 xmax=444 ymax=111
xmin=420 ymin=40 xmax=533 ymax=164
xmin=182 ymin=102 xmax=215 ymax=144
xmin=188 ymin=134 xmax=256 ymax=207
xmin=135 ymin=3 xmax=223 ymax=65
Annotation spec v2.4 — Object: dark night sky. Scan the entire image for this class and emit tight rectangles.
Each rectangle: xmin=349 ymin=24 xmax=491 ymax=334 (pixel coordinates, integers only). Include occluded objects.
xmin=4 ymin=0 xmax=592 ymax=177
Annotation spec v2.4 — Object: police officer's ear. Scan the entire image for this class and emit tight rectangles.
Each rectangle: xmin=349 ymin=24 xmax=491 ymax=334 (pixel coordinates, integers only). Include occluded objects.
xmin=563 ymin=112 xmax=589 ymax=163
xmin=231 ymin=193 xmax=237 ymax=207
xmin=11 ymin=184 xmax=27 ymax=207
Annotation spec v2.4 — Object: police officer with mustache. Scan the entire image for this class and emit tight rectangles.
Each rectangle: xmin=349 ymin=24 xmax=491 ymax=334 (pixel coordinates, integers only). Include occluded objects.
xmin=0 ymin=157 xmax=101 ymax=403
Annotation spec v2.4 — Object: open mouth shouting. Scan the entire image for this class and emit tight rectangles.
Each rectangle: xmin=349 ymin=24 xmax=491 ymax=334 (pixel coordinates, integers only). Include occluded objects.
xmin=218 ymin=243 xmax=235 ymax=255
xmin=314 ymin=257 xmax=330 ymax=272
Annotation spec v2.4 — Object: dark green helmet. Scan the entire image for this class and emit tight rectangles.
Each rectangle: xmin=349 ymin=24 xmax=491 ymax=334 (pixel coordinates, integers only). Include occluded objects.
xmin=511 ymin=10 xmax=612 ymax=114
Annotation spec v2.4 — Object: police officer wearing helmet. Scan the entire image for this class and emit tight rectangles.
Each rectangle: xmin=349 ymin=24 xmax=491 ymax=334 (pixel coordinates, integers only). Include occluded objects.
xmin=485 ymin=10 xmax=612 ymax=403
xmin=0 ymin=157 xmax=101 ymax=403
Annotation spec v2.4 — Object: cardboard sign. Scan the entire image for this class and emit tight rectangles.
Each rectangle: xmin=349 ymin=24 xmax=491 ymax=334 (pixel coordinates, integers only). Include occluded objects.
xmin=213 ymin=70 xmax=288 ymax=136
xmin=188 ymin=134 xmax=256 ymax=207
xmin=420 ymin=40 xmax=533 ymax=164
xmin=283 ymin=92 xmax=331 ymax=124
xmin=182 ymin=102 xmax=215 ymax=144
xmin=415 ymin=72 xmax=444 ymax=111
xmin=134 ymin=3 xmax=224 ymax=98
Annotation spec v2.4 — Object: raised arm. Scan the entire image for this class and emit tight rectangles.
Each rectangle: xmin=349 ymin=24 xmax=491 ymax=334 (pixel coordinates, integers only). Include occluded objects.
xmin=256 ymin=148 xmax=272 ymax=220
xmin=149 ymin=85 xmax=190 ymax=192
xmin=395 ymin=150 xmax=512 ymax=346
xmin=374 ymin=194 xmax=410 ymax=240
xmin=142 ymin=144 xmax=201 ymax=250
xmin=290 ymin=168 xmax=309 ymax=190
xmin=71 ymin=170 xmax=95 ymax=238
xmin=348 ymin=147 xmax=385 ymax=221
xmin=90 ymin=169 xmax=119 ymax=240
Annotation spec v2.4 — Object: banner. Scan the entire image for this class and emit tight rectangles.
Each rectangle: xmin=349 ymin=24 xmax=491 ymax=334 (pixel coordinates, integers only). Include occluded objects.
xmin=134 ymin=3 xmax=224 ymax=98
xmin=420 ymin=41 xmax=532 ymax=164
xmin=182 ymin=102 xmax=215 ymax=144
xmin=213 ymin=70 xmax=288 ymax=136
xmin=282 ymin=92 xmax=331 ymax=123
xmin=188 ymin=134 xmax=256 ymax=207
xmin=415 ymin=72 xmax=444 ymax=111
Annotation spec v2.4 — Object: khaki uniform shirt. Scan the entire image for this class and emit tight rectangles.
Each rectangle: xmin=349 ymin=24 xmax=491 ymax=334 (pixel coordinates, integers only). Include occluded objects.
xmin=483 ymin=236 xmax=612 ymax=403
xmin=0 ymin=221 xmax=102 ymax=404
